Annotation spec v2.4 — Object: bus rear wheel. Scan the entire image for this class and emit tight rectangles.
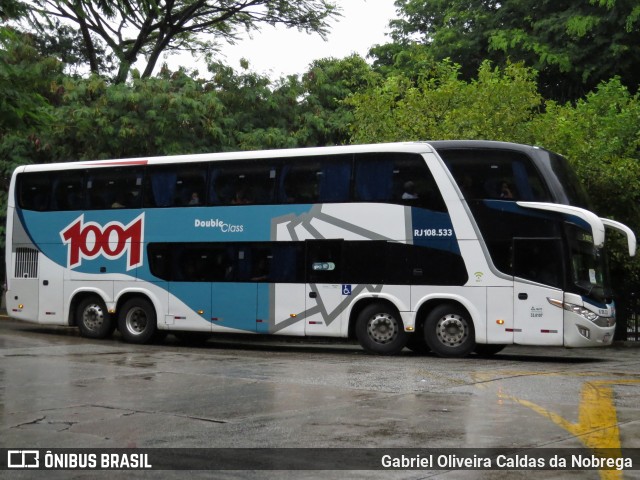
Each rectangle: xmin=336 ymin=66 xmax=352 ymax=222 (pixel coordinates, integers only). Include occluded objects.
xmin=118 ymin=298 xmax=157 ymax=344
xmin=424 ymin=304 xmax=475 ymax=358
xmin=76 ymin=296 xmax=114 ymax=339
xmin=355 ymin=303 xmax=407 ymax=355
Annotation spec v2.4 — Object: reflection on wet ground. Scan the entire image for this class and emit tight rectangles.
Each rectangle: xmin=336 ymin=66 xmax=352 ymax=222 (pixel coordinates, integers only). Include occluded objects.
xmin=1 ymin=318 xmax=639 ymax=479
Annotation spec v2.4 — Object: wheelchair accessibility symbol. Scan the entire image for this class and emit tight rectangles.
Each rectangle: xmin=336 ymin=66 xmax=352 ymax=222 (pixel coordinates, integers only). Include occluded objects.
xmin=342 ymin=284 xmax=352 ymax=296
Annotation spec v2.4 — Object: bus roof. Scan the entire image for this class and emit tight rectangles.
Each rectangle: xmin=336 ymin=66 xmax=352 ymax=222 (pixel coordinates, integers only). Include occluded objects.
xmin=16 ymin=142 xmax=440 ymax=173
xmin=15 ymin=140 xmax=545 ymax=174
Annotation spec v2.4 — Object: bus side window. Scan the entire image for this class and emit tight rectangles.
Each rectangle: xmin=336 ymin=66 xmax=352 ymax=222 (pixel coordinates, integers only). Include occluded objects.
xmin=175 ymin=164 xmax=207 ymax=206
xmin=144 ymin=167 xmax=177 ymax=207
xmin=18 ymin=173 xmax=51 ymax=211
xmin=307 ymin=240 xmax=342 ymax=284
xmin=279 ymin=155 xmax=351 ymax=204
xmin=147 ymin=244 xmax=172 ymax=281
xmin=210 ymin=161 xmax=277 ymax=205
xmin=87 ymin=167 xmax=143 ymax=209
xmin=280 ymin=162 xmax=321 ymax=204
xmin=144 ymin=164 xmax=206 ymax=207
xmin=513 ymin=238 xmax=564 ymax=289
xmin=354 ymin=154 xmax=393 ymax=202
xmin=439 ymin=149 xmax=552 ymax=202
xmin=354 ymin=153 xmax=447 ymax=211
xmin=52 ymin=171 xmax=85 ymax=211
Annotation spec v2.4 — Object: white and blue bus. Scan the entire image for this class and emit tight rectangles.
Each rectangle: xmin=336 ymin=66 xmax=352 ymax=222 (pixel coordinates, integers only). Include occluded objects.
xmin=5 ymin=141 xmax=636 ymax=356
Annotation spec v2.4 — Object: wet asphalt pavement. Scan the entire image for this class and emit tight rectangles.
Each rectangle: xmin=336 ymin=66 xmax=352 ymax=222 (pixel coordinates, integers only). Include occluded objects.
xmin=1 ymin=316 xmax=640 ymax=479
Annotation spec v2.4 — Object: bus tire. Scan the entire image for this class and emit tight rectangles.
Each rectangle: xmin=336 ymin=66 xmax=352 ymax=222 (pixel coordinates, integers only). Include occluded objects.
xmin=355 ymin=303 xmax=407 ymax=355
xmin=118 ymin=297 xmax=157 ymax=344
xmin=424 ymin=304 xmax=475 ymax=358
xmin=76 ymin=296 xmax=114 ymax=339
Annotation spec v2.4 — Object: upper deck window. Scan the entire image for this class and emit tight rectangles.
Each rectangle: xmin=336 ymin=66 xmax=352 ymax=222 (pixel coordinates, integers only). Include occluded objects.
xmin=15 ymin=151 xmax=447 ymax=212
xmin=438 ymin=149 xmax=552 ymax=202
xmin=87 ymin=167 xmax=144 ymax=209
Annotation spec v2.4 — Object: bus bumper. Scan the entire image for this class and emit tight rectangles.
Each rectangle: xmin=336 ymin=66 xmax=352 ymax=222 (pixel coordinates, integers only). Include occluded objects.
xmin=564 ymin=317 xmax=615 ymax=347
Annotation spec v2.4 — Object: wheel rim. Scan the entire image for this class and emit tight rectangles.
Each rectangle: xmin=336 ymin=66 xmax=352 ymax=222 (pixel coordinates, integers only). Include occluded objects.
xmin=125 ymin=307 xmax=148 ymax=336
xmin=367 ymin=313 xmax=399 ymax=345
xmin=82 ymin=303 xmax=105 ymax=332
xmin=435 ymin=313 xmax=469 ymax=347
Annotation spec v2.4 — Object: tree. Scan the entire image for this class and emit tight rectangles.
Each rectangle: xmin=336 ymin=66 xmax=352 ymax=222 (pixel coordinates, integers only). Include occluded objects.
xmin=381 ymin=0 xmax=640 ymax=101
xmin=0 ymin=27 xmax=61 ymax=249
xmin=348 ymin=60 xmax=542 ymax=144
xmin=46 ymin=69 xmax=228 ymax=160
xmin=18 ymin=0 xmax=339 ymax=83
xmin=297 ymin=55 xmax=378 ymax=146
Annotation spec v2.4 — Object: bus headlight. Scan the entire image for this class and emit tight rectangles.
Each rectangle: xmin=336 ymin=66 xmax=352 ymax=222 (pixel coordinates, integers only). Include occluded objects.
xmin=547 ymin=298 xmax=615 ymax=327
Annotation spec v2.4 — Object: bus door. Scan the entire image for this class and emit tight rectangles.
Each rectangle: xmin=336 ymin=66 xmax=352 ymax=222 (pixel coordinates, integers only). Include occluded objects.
xmin=512 ymin=238 xmax=564 ymax=346
xmin=39 ymin=252 xmax=65 ymax=324
xmin=256 ymin=243 xmax=306 ymax=335
xmin=210 ymin=245 xmax=261 ymax=333
xmin=166 ymin=244 xmax=213 ymax=332
xmin=305 ymin=240 xmax=345 ymax=336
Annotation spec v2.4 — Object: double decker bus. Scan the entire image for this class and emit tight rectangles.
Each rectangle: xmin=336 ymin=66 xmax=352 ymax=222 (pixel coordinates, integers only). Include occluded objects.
xmin=5 ymin=141 xmax=636 ymax=356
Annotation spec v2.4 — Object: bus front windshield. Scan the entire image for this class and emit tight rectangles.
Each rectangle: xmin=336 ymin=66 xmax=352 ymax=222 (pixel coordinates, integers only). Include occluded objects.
xmin=566 ymin=224 xmax=612 ymax=303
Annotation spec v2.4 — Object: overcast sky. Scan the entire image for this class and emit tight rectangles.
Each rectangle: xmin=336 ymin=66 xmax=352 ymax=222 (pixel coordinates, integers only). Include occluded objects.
xmin=170 ymin=0 xmax=399 ymax=78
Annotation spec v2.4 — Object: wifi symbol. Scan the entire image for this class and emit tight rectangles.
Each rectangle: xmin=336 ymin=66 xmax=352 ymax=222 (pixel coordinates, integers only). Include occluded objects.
xmin=474 ymin=272 xmax=484 ymax=281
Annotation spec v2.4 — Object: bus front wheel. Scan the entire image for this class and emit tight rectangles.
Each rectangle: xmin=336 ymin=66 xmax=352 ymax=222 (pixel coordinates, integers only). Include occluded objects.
xmin=423 ymin=304 xmax=475 ymax=358
xmin=118 ymin=298 xmax=157 ymax=344
xmin=355 ymin=303 xmax=407 ymax=355
xmin=76 ymin=296 xmax=114 ymax=339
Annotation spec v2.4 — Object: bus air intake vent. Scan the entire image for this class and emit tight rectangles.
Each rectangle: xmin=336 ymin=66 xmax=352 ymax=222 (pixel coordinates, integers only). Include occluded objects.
xmin=15 ymin=247 xmax=38 ymax=278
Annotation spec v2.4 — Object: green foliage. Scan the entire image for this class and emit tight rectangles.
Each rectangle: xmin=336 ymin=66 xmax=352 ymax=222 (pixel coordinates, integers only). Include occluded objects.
xmin=0 ymin=27 xmax=61 ymax=249
xmin=298 ymin=55 xmax=378 ymax=146
xmin=348 ymin=60 xmax=541 ymax=144
xmin=528 ymin=78 xmax=640 ymax=230
xmin=384 ymin=0 xmax=640 ymax=101
xmin=48 ymin=71 xmax=227 ymax=160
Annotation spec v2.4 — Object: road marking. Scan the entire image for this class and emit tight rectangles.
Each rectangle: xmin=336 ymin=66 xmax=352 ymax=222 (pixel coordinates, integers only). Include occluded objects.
xmin=475 ymin=372 xmax=640 ymax=480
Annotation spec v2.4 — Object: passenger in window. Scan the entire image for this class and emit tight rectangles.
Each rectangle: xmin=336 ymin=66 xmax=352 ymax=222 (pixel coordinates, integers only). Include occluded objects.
xmin=112 ymin=193 xmax=127 ymax=208
xmin=250 ymin=257 xmax=269 ymax=282
xmin=402 ymin=181 xmax=419 ymax=200
xmin=189 ymin=192 xmax=200 ymax=205
xmin=232 ymin=185 xmax=251 ymax=205
xmin=500 ymin=182 xmax=514 ymax=200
